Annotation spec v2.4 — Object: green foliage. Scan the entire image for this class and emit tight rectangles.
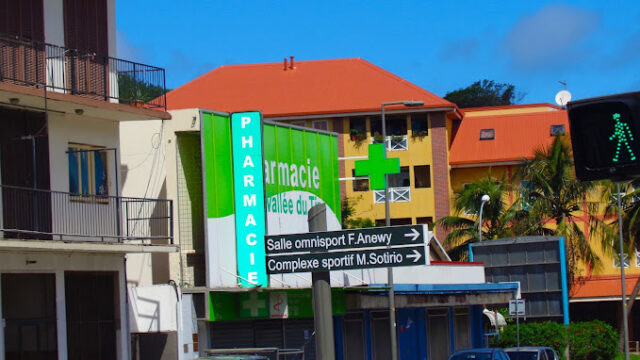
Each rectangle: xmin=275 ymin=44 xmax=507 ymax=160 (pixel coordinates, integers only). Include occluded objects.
xmin=341 ymin=196 xmax=375 ymax=229
xmin=491 ymin=321 xmax=617 ymax=360
xmin=491 ymin=321 xmax=566 ymax=356
xmin=567 ymin=320 xmax=617 ymax=360
xmin=444 ymin=79 xmax=524 ymax=108
xmin=514 ymin=135 xmax=604 ymax=283
xmin=435 ymin=174 xmax=528 ymax=260
xmin=350 ymin=129 xmax=368 ymax=149
xmin=117 ymin=74 xmax=166 ymax=105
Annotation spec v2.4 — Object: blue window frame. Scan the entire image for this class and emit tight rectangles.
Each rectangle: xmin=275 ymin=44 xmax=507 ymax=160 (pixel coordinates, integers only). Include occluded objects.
xmin=68 ymin=144 xmax=108 ymax=196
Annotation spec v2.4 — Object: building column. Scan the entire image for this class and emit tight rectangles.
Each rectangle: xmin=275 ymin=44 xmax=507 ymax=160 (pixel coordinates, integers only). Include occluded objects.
xmin=55 ymin=270 xmax=68 ymax=360
xmin=430 ymin=112 xmax=451 ymax=240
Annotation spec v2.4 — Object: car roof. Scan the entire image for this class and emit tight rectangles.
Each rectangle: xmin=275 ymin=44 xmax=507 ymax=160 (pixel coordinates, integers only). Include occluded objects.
xmin=455 ymin=348 xmax=500 ymax=353
xmin=504 ymin=347 xmax=551 ymax=351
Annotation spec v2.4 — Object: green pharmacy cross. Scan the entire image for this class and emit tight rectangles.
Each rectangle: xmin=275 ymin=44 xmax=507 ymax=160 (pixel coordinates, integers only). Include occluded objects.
xmin=609 ymin=113 xmax=637 ymax=162
xmin=354 ymin=143 xmax=400 ymax=190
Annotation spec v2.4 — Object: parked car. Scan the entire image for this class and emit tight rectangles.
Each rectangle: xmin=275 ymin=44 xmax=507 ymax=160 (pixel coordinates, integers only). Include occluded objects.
xmin=504 ymin=347 xmax=560 ymax=360
xmin=448 ymin=348 xmax=511 ymax=360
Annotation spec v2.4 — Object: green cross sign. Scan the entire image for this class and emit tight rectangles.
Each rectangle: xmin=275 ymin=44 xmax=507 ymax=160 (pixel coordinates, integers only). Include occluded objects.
xmin=354 ymin=143 xmax=400 ymax=190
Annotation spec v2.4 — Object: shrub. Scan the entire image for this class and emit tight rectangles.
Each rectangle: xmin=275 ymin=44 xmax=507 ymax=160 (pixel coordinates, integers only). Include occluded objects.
xmin=491 ymin=321 xmax=566 ymax=356
xmin=490 ymin=320 xmax=617 ymax=360
xmin=567 ymin=320 xmax=617 ymax=360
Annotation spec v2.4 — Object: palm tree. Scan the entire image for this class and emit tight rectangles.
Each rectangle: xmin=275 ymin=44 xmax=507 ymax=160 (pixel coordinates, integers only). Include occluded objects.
xmin=514 ymin=135 xmax=603 ymax=283
xmin=436 ymin=175 xmax=528 ymax=260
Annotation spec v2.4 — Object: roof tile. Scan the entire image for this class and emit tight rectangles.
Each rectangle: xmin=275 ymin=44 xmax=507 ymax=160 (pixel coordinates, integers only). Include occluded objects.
xmin=166 ymin=58 xmax=454 ymax=117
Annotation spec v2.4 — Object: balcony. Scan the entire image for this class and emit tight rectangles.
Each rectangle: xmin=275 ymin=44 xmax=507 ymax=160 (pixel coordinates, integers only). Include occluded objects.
xmin=373 ymin=186 xmax=411 ymax=203
xmin=0 ymin=34 xmax=166 ymax=110
xmin=371 ymin=135 xmax=409 ymax=151
xmin=0 ymin=185 xmax=173 ymax=243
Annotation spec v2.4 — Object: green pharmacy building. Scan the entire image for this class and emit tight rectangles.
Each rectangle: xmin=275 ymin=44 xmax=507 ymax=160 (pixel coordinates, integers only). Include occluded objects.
xmin=120 ymin=108 xmax=520 ymax=360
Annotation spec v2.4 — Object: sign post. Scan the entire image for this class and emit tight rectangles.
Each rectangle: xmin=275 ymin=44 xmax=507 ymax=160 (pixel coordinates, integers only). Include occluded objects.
xmin=509 ymin=299 xmax=525 ymax=347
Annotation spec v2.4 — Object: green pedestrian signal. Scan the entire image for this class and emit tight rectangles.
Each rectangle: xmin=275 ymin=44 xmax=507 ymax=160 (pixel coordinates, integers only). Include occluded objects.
xmin=354 ymin=143 xmax=400 ymax=190
xmin=609 ymin=113 xmax=636 ymax=162
xmin=568 ymin=91 xmax=640 ymax=181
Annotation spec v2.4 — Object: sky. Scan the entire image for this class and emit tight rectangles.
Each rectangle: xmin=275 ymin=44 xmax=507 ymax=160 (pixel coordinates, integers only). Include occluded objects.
xmin=116 ymin=1 xmax=640 ymax=105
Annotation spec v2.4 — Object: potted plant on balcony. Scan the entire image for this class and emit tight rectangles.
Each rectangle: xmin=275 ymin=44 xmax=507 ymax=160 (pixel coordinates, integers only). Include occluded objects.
xmin=350 ymin=129 xmax=368 ymax=149
xmin=373 ymin=133 xmax=384 ymax=144
xmin=411 ymin=129 xmax=429 ymax=141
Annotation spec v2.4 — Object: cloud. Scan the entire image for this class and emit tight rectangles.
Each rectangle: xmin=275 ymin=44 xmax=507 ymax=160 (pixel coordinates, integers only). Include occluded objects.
xmin=116 ymin=29 xmax=145 ymax=63
xmin=441 ymin=38 xmax=480 ymax=60
xmin=504 ymin=4 xmax=600 ymax=70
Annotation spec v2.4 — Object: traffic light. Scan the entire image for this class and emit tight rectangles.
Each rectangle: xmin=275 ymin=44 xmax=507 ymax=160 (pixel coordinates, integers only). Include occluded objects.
xmin=568 ymin=91 xmax=640 ymax=182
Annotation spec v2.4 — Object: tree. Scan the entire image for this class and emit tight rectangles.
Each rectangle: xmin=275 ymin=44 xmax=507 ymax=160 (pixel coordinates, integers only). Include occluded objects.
xmin=514 ymin=135 xmax=604 ymax=284
xmin=444 ymin=79 xmax=524 ymax=108
xmin=436 ymin=175 xmax=528 ymax=260
xmin=600 ymin=178 xmax=640 ymax=352
xmin=341 ymin=196 xmax=375 ymax=229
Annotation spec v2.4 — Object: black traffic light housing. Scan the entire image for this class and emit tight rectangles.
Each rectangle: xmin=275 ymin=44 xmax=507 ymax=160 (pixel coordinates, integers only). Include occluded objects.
xmin=568 ymin=91 xmax=640 ymax=182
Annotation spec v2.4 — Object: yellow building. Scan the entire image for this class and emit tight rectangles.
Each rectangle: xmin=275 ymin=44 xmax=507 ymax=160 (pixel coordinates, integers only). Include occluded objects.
xmin=449 ymin=103 xmax=640 ymax=339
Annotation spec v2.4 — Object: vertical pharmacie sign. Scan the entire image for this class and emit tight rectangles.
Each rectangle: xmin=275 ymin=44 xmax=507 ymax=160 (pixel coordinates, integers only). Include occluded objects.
xmin=231 ymin=112 xmax=268 ymax=287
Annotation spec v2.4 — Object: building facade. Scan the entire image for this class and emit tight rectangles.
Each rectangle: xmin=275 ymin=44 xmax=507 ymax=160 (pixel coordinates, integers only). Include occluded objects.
xmin=0 ymin=1 xmax=174 ymax=359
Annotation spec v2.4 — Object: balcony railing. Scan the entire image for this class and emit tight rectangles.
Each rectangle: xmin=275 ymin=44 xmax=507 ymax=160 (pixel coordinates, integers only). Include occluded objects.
xmin=0 ymin=34 xmax=166 ymax=110
xmin=371 ymin=135 xmax=409 ymax=151
xmin=0 ymin=185 xmax=173 ymax=243
xmin=373 ymin=186 xmax=411 ymax=203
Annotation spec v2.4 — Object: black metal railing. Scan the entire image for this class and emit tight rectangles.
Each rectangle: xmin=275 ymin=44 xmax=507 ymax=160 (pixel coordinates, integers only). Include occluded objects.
xmin=0 ymin=34 xmax=166 ymax=110
xmin=0 ymin=185 xmax=173 ymax=244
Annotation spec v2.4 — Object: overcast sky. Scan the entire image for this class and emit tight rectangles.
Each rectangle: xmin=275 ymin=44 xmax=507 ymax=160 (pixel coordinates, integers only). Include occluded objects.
xmin=117 ymin=1 xmax=640 ymax=104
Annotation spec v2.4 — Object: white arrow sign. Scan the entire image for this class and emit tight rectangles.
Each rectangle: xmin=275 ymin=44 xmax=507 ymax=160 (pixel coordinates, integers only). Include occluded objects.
xmin=404 ymin=228 xmax=421 ymax=242
xmin=406 ymin=249 xmax=422 ymax=263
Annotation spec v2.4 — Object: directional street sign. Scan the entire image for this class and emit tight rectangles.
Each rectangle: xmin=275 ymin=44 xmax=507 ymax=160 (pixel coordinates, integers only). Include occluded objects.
xmin=266 ymin=245 xmax=426 ymax=274
xmin=265 ymin=225 xmax=426 ymax=255
xmin=265 ymin=224 xmax=429 ymax=274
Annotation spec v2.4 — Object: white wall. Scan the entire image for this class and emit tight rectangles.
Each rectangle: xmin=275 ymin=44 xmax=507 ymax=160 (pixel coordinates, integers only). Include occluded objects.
xmin=128 ymin=284 xmax=177 ymax=332
xmin=0 ymin=251 xmax=129 ymax=360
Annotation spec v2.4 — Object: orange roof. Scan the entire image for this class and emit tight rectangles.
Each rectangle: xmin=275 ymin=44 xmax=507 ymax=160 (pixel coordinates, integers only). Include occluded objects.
xmin=463 ymin=103 xmax=562 ymax=113
xmin=449 ymin=110 xmax=569 ymax=166
xmin=571 ymin=274 xmax=640 ymax=299
xmin=166 ymin=58 xmax=454 ymax=117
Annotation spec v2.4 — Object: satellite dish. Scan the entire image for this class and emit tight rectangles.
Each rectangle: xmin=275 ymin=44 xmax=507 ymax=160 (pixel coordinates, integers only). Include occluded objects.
xmin=555 ymin=90 xmax=572 ymax=106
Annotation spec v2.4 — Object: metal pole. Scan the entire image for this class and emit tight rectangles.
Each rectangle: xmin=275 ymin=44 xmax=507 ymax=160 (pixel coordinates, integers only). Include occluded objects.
xmin=618 ymin=182 xmax=630 ymax=360
xmin=516 ymin=311 xmax=520 ymax=348
xmin=309 ymin=203 xmax=335 ymax=360
xmin=478 ymin=202 xmax=484 ymax=242
xmin=382 ymin=104 xmax=398 ymax=360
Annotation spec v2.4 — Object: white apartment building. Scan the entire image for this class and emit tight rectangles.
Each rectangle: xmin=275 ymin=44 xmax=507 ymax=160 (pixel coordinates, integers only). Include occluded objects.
xmin=0 ymin=1 xmax=175 ymax=359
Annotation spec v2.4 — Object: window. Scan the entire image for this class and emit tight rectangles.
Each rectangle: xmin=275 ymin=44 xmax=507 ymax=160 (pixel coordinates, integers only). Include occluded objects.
xmin=349 ymin=117 xmax=367 ymax=141
xmin=388 ymin=166 xmax=410 ymax=187
xmin=550 ymin=124 xmax=565 ymax=136
xmin=411 ymin=113 xmax=429 ymax=136
xmin=313 ymin=120 xmax=329 ymax=131
xmin=351 ymin=169 xmax=369 ymax=192
xmin=613 ymin=253 xmax=630 ymax=268
xmin=416 ymin=217 xmax=433 ymax=226
xmin=375 ymin=218 xmax=412 ymax=226
xmin=480 ymin=128 xmax=495 ymax=140
xmin=370 ymin=115 xmax=407 ymax=136
xmin=68 ymin=144 xmax=108 ymax=196
xmin=291 ymin=120 xmax=307 ymax=127
xmin=414 ymin=165 xmax=431 ymax=188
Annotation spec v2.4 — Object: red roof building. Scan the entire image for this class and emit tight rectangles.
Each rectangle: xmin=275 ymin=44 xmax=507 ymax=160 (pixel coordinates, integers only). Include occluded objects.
xmin=166 ymin=57 xmax=455 ymax=117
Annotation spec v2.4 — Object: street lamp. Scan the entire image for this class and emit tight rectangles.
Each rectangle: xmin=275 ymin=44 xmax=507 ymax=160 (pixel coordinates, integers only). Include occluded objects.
xmin=478 ymin=194 xmax=490 ymax=242
xmin=381 ymin=100 xmax=424 ymax=360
